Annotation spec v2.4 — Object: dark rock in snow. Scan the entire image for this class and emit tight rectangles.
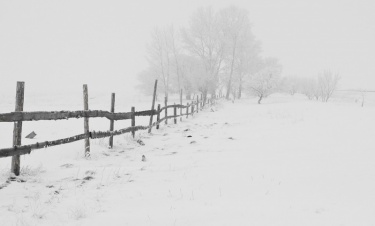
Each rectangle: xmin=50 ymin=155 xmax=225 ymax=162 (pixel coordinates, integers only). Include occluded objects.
xmin=142 ymin=155 xmax=146 ymax=162
xmin=83 ymin=176 xmax=94 ymax=181
xmin=25 ymin=131 xmax=37 ymax=139
xmin=137 ymin=139 xmax=145 ymax=146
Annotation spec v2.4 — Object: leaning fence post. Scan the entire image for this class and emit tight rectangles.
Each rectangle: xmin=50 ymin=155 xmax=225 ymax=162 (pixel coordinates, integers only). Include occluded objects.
xmin=156 ymin=104 xmax=161 ymax=129
xmin=180 ymin=89 xmax=183 ymax=121
xmin=186 ymin=102 xmax=189 ymax=119
xmin=164 ymin=96 xmax=168 ymax=124
xmin=83 ymin=84 xmax=90 ymax=157
xmin=109 ymin=93 xmax=115 ymax=148
xmin=174 ymin=103 xmax=177 ymax=124
xmin=191 ymin=102 xmax=194 ymax=116
xmin=131 ymin=106 xmax=135 ymax=138
xmin=11 ymin=81 xmax=24 ymax=176
xmin=148 ymin=79 xmax=158 ymax=133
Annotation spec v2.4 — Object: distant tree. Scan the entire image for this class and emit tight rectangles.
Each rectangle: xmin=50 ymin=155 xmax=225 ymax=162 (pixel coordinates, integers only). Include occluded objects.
xmin=217 ymin=6 xmax=255 ymax=100
xmin=147 ymin=27 xmax=173 ymax=100
xmin=182 ymin=7 xmax=225 ymax=101
xmin=233 ymin=40 xmax=262 ymax=99
xmin=283 ymin=76 xmax=301 ymax=95
xmin=299 ymin=77 xmax=318 ymax=100
xmin=168 ymin=25 xmax=184 ymax=93
xmin=177 ymin=54 xmax=205 ymax=99
xmin=317 ymin=70 xmax=340 ymax=102
xmin=247 ymin=57 xmax=282 ymax=104
xmin=136 ymin=68 xmax=164 ymax=100
xmin=137 ymin=5 xmax=282 ymax=102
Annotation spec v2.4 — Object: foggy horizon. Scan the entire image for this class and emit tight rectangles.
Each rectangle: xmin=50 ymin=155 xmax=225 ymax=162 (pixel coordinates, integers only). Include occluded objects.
xmin=1 ymin=0 xmax=374 ymax=96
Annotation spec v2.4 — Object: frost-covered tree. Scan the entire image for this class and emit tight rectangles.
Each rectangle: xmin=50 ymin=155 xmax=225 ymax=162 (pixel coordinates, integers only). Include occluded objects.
xmin=146 ymin=27 xmax=173 ymax=100
xmin=233 ymin=39 xmax=261 ymax=99
xmin=300 ymin=77 xmax=319 ymax=100
xmin=137 ymin=5 xmax=281 ymax=101
xmin=282 ymin=76 xmax=302 ymax=95
xmin=177 ymin=54 xmax=205 ymax=99
xmin=247 ymin=57 xmax=282 ymax=104
xmin=318 ymin=70 xmax=340 ymax=102
xmin=182 ymin=7 xmax=225 ymax=101
xmin=168 ymin=26 xmax=184 ymax=93
xmin=218 ymin=6 xmax=255 ymax=100
xmin=136 ymin=68 xmax=164 ymax=100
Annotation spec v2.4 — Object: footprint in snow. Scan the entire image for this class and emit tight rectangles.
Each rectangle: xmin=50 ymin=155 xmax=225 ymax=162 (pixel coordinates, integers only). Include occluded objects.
xmin=60 ymin=163 xmax=74 ymax=168
xmin=85 ymin=170 xmax=96 ymax=176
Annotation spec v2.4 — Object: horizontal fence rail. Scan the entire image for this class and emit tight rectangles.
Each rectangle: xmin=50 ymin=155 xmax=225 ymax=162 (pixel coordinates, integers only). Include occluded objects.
xmin=0 ymin=110 xmax=158 ymax=122
xmin=0 ymin=125 xmax=151 ymax=158
xmin=0 ymin=111 xmax=197 ymax=158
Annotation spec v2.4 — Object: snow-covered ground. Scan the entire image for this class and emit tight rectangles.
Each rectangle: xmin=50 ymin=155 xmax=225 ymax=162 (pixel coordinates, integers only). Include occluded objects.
xmin=1 ymin=92 xmax=375 ymax=226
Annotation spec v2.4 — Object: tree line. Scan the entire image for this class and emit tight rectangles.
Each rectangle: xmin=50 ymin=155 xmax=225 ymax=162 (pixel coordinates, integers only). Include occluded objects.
xmin=137 ymin=6 xmax=341 ymax=104
xmin=282 ymin=70 xmax=341 ymax=102
xmin=137 ymin=6 xmax=282 ymax=104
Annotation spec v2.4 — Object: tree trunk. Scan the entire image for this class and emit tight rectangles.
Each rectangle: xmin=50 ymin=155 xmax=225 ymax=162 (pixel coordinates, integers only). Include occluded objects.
xmin=238 ymin=82 xmax=242 ymax=99
xmin=165 ymin=92 xmax=168 ymax=103
xmin=211 ymin=90 xmax=216 ymax=99
xmin=225 ymin=40 xmax=237 ymax=100
xmin=203 ymin=90 xmax=208 ymax=105
xmin=258 ymin=95 xmax=263 ymax=104
xmin=226 ymin=80 xmax=232 ymax=100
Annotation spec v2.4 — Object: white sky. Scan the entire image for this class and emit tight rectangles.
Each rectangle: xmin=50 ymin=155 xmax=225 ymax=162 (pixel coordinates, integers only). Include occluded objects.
xmin=1 ymin=0 xmax=374 ymax=96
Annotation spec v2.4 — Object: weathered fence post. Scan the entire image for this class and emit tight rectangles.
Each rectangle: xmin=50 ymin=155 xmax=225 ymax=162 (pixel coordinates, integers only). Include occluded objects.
xmin=180 ymin=89 xmax=182 ymax=121
xmin=109 ymin=93 xmax=115 ymax=148
xmin=148 ymin=79 xmax=158 ymax=133
xmin=164 ymin=96 xmax=168 ymax=124
xmin=156 ymin=104 xmax=161 ymax=129
xmin=131 ymin=106 xmax=135 ymax=138
xmin=83 ymin=84 xmax=90 ymax=157
xmin=174 ymin=103 xmax=177 ymax=124
xmin=201 ymin=93 xmax=204 ymax=108
xmin=186 ymin=102 xmax=189 ymax=118
xmin=191 ymin=102 xmax=194 ymax=116
xmin=11 ymin=81 xmax=24 ymax=176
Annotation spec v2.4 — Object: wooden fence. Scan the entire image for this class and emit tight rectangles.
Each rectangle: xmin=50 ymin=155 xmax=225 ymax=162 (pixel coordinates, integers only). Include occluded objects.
xmin=0 ymin=80 xmax=217 ymax=176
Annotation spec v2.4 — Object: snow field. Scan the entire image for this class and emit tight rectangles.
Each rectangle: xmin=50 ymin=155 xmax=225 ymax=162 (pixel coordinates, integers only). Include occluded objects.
xmin=0 ymin=93 xmax=375 ymax=225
